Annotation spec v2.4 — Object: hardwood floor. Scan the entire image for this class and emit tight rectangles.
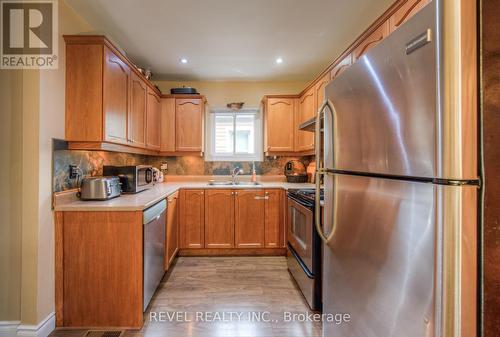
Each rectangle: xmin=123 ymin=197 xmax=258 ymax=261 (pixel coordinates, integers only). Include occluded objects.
xmin=51 ymin=257 xmax=321 ymax=337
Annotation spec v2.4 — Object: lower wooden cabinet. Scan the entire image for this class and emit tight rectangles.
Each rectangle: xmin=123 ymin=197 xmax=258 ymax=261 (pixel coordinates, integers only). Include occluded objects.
xmin=179 ymin=189 xmax=205 ymax=248
xmin=235 ymin=190 xmax=266 ymax=248
xmin=264 ymin=189 xmax=284 ymax=248
xmin=165 ymin=191 xmax=179 ymax=270
xmin=55 ymin=211 xmax=143 ymax=328
xmin=205 ymin=190 xmax=235 ymax=248
xmin=179 ymin=188 xmax=285 ymax=251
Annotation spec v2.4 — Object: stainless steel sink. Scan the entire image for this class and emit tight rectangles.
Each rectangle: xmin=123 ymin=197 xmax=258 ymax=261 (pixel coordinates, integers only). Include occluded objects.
xmin=207 ymin=180 xmax=262 ymax=186
xmin=207 ymin=180 xmax=233 ymax=185
xmin=234 ymin=181 xmax=262 ymax=186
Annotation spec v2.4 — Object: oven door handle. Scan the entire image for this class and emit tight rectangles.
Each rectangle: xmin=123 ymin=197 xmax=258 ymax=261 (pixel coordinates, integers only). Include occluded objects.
xmin=315 ymin=99 xmax=336 ymax=244
xmin=287 ymin=243 xmax=314 ymax=279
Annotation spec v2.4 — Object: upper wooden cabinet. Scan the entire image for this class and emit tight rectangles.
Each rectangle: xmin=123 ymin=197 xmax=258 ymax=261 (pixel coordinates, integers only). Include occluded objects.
xmin=389 ymin=0 xmax=430 ymax=33
xmin=180 ymin=189 xmax=205 ymax=249
xmin=315 ymin=74 xmax=329 ymax=112
xmin=330 ymin=54 xmax=352 ymax=81
xmin=64 ymin=36 xmax=162 ymax=155
xmin=235 ymin=190 xmax=266 ymax=248
xmin=146 ymin=87 xmax=161 ymax=150
xmin=129 ymin=71 xmax=147 ymax=148
xmin=296 ymin=89 xmax=315 ymax=152
xmin=353 ymin=21 xmax=390 ymax=61
xmin=160 ymin=98 xmax=176 ymax=152
xmin=263 ymin=97 xmax=296 ymax=153
xmin=205 ymin=190 xmax=235 ymax=248
xmin=103 ymin=46 xmax=129 ymax=145
xmin=175 ymin=99 xmax=204 ymax=152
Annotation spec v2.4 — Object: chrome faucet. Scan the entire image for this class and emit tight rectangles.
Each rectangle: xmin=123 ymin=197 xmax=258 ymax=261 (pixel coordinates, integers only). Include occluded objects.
xmin=232 ymin=167 xmax=244 ymax=184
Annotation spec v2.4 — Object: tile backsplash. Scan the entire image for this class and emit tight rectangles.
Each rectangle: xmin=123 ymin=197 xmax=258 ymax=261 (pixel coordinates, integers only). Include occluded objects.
xmin=53 ymin=143 xmax=312 ymax=192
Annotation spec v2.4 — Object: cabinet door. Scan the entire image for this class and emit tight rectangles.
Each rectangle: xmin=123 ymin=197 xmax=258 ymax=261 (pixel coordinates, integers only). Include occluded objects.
xmin=103 ymin=46 xmax=129 ymax=144
xmin=205 ymin=190 xmax=235 ymax=248
xmin=165 ymin=191 xmax=179 ymax=270
xmin=160 ymin=98 xmax=176 ymax=152
xmin=296 ymin=89 xmax=315 ymax=151
xmin=353 ymin=21 xmax=390 ymax=61
xmin=180 ymin=189 xmax=205 ymax=248
xmin=146 ymin=88 xmax=161 ymax=150
xmin=128 ymin=71 xmax=146 ymax=148
xmin=315 ymin=74 xmax=329 ymax=111
xmin=389 ymin=0 xmax=430 ymax=33
xmin=265 ymin=98 xmax=296 ymax=152
xmin=235 ymin=190 xmax=265 ymax=248
xmin=176 ymin=99 xmax=203 ymax=152
xmin=330 ymin=54 xmax=352 ymax=81
xmin=265 ymin=189 xmax=284 ymax=248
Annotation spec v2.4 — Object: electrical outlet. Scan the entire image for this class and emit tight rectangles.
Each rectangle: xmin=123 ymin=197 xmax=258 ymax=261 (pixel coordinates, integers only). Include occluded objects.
xmin=160 ymin=163 xmax=168 ymax=170
xmin=69 ymin=165 xmax=78 ymax=179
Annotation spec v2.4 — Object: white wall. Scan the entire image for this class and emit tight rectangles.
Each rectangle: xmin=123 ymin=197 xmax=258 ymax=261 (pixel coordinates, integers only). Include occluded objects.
xmin=36 ymin=0 xmax=92 ymax=324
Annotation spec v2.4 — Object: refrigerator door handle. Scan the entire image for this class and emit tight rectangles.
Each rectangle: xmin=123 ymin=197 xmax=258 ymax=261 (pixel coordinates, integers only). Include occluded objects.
xmin=315 ymin=99 xmax=336 ymax=244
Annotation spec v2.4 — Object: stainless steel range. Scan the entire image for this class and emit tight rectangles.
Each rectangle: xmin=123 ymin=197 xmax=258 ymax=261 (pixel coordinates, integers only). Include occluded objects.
xmin=286 ymin=188 xmax=323 ymax=311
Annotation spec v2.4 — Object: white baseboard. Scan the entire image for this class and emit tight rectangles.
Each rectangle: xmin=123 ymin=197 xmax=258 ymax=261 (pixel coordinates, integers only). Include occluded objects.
xmin=2 ymin=312 xmax=56 ymax=337
xmin=0 ymin=321 xmax=21 ymax=337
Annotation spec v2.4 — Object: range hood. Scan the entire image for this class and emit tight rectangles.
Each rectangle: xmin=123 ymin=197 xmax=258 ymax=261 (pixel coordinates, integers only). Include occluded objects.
xmin=298 ymin=113 xmax=323 ymax=132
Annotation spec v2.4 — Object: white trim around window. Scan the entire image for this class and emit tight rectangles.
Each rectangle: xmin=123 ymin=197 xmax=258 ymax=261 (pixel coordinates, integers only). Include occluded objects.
xmin=205 ymin=107 xmax=263 ymax=162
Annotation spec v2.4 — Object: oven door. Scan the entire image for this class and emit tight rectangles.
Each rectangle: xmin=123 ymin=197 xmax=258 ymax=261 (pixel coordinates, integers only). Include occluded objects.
xmin=287 ymin=196 xmax=314 ymax=273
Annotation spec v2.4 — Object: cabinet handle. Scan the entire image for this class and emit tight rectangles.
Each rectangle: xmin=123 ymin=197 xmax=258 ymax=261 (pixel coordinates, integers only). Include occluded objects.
xmin=231 ymin=191 xmax=234 ymax=195
xmin=265 ymin=192 xmax=269 ymax=195
xmin=254 ymin=196 xmax=269 ymax=200
xmin=235 ymin=192 xmax=238 ymax=196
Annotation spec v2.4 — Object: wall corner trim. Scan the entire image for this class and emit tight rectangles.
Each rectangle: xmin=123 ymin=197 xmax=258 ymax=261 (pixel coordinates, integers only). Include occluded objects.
xmin=2 ymin=313 xmax=56 ymax=337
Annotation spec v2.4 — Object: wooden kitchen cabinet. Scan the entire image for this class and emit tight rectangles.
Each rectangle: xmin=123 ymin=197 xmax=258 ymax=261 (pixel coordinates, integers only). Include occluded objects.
xmin=315 ymin=74 xmax=329 ymax=112
xmin=296 ymin=88 xmax=315 ymax=151
xmin=176 ymin=99 xmax=204 ymax=152
xmin=263 ymin=97 xmax=297 ymax=153
xmin=55 ymin=211 xmax=143 ymax=328
xmin=103 ymin=45 xmax=130 ymax=145
xmin=389 ymin=0 xmax=430 ymax=33
xmin=330 ymin=54 xmax=352 ymax=80
xmin=204 ymin=190 xmax=235 ymax=248
xmin=264 ymin=189 xmax=284 ymax=248
xmin=180 ymin=189 xmax=205 ymax=249
xmin=165 ymin=191 xmax=179 ymax=270
xmin=234 ymin=190 xmax=266 ymax=248
xmin=160 ymin=98 xmax=176 ymax=152
xmin=177 ymin=188 xmax=286 ymax=254
xmin=353 ymin=21 xmax=390 ymax=61
xmin=64 ymin=35 xmax=163 ymax=155
xmin=146 ymin=87 xmax=161 ymax=150
xmin=128 ymin=71 xmax=147 ymax=148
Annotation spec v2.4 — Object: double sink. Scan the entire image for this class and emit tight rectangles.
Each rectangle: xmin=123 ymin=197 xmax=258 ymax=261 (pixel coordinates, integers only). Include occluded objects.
xmin=207 ymin=180 xmax=262 ymax=186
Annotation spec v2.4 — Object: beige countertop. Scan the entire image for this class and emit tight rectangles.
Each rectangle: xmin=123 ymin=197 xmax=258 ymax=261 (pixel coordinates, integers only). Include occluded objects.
xmin=54 ymin=180 xmax=315 ymax=212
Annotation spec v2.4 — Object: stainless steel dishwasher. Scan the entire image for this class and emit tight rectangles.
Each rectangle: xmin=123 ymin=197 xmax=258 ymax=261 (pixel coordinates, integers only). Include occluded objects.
xmin=143 ymin=199 xmax=166 ymax=310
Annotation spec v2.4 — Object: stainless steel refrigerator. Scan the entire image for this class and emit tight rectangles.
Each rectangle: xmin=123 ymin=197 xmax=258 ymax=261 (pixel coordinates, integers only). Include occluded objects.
xmin=315 ymin=2 xmax=478 ymax=337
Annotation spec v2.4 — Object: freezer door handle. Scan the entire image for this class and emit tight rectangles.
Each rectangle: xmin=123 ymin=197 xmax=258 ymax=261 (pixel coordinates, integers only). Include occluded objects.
xmin=315 ymin=99 xmax=336 ymax=244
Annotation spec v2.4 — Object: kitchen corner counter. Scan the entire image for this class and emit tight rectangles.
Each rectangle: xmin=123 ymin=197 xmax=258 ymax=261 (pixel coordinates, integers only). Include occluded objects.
xmin=54 ymin=181 xmax=315 ymax=212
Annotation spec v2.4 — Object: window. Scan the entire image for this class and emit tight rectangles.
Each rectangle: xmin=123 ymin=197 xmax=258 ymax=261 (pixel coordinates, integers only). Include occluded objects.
xmin=206 ymin=108 xmax=262 ymax=161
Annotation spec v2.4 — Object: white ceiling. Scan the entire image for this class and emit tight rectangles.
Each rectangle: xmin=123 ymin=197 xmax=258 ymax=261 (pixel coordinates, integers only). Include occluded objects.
xmin=66 ymin=0 xmax=394 ymax=81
